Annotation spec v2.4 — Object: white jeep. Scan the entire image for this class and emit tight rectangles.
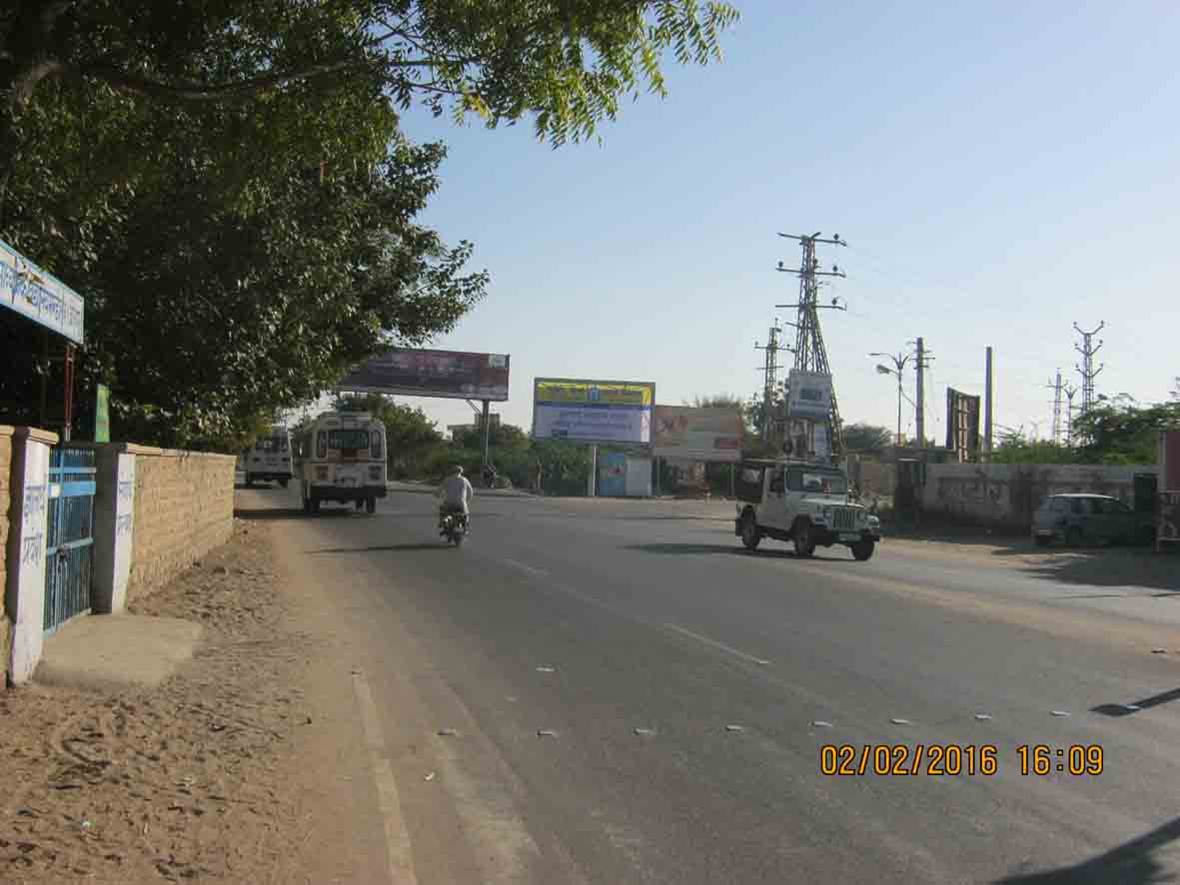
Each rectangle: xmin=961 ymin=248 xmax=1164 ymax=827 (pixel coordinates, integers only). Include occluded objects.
xmin=734 ymin=460 xmax=880 ymax=560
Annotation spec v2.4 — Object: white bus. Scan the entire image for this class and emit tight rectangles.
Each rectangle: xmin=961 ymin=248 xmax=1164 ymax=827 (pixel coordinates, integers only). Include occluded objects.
xmin=295 ymin=411 xmax=387 ymax=514
xmin=243 ymin=424 xmax=294 ymax=488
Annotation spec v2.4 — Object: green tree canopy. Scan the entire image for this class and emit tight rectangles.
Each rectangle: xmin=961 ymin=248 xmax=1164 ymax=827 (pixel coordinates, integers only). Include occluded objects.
xmin=842 ymin=422 xmax=892 ymax=452
xmin=0 ymin=1 xmax=738 ymax=449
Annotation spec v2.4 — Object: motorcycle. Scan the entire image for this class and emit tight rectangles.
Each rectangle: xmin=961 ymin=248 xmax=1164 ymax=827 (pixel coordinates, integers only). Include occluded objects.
xmin=439 ymin=510 xmax=468 ymax=546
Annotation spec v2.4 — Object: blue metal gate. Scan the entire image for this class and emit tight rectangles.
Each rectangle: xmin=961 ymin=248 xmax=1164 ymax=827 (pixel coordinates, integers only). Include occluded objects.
xmin=44 ymin=447 xmax=96 ymax=632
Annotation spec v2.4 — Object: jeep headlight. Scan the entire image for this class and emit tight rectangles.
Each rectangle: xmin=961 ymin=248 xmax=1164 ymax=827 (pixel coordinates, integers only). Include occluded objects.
xmin=867 ymin=514 xmax=880 ymax=530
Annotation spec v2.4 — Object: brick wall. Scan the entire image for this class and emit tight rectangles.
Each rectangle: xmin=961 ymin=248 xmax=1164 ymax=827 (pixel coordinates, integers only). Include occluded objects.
xmin=127 ymin=447 xmax=236 ymax=603
xmin=0 ymin=426 xmax=12 ymax=683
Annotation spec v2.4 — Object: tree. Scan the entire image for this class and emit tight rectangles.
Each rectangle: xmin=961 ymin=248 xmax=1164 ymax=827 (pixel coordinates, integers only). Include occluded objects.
xmin=1072 ymin=400 xmax=1180 ymax=465
xmin=842 ymin=422 xmax=892 ymax=452
xmin=1 ymin=1 xmax=739 ymax=213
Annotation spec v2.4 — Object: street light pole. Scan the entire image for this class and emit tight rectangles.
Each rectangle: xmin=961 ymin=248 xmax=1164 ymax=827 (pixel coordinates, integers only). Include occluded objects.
xmin=869 ymin=350 xmax=913 ymax=447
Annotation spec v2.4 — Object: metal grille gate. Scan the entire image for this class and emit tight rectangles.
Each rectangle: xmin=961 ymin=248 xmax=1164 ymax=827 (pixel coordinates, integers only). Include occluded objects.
xmin=44 ymin=447 xmax=96 ymax=632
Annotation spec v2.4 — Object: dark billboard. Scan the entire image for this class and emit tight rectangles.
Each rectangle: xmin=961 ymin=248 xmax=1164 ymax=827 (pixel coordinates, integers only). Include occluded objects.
xmin=946 ymin=387 xmax=981 ymax=462
xmin=336 ymin=349 xmax=510 ymax=401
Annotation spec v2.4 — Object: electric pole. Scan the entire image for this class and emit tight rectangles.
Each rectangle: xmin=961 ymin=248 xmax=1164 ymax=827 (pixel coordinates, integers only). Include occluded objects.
xmin=984 ymin=346 xmax=994 ymax=459
xmin=1046 ymin=370 xmax=1063 ymax=444
xmin=914 ymin=337 xmax=934 ymax=447
xmin=1073 ymin=321 xmax=1105 ymax=420
xmin=1063 ymin=382 xmax=1078 ymax=446
xmin=754 ymin=321 xmax=788 ymax=442
xmin=775 ymin=231 xmax=848 ymax=454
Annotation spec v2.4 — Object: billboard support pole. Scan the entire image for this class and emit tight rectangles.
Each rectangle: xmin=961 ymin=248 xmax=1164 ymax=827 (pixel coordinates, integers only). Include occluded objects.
xmin=481 ymin=399 xmax=491 ymax=468
xmin=587 ymin=445 xmax=597 ymax=498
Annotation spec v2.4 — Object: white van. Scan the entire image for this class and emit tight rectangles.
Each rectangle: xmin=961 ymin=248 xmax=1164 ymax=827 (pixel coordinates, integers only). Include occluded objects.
xmin=295 ymin=411 xmax=387 ymax=514
xmin=244 ymin=425 xmax=294 ymax=487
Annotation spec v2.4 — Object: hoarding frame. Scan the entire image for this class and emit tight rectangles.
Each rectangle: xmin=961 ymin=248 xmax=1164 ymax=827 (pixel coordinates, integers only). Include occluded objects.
xmin=652 ymin=405 xmax=744 ymax=462
xmin=335 ymin=348 xmax=510 ymax=402
xmin=531 ymin=377 xmax=656 ymax=446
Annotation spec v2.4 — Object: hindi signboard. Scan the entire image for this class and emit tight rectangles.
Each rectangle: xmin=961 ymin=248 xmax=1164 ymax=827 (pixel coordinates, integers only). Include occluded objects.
xmin=336 ymin=348 xmax=510 ymax=401
xmin=786 ymin=370 xmax=833 ymax=421
xmin=652 ymin=406 xmax=743 ymax=461
xmin=532 ymin=378 xmax=655 ymax=445
xmin=0 ymin=238 xmax=84 ymax=344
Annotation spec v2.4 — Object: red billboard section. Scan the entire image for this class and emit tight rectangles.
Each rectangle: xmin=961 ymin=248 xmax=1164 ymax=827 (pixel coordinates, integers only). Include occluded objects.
xmin=1164 ymin=429 xmax=1180 ymax=491
xmin=336 ymin=349 xmax=510 ymax=401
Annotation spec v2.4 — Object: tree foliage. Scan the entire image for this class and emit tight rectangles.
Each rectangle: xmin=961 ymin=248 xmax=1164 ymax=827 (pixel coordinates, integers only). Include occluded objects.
xmin=842 ymin=422 xmax=892 ymax=452
xmin=0 ymin=0 xmax=738 ymax=449
xmin=1072 ymin=400 xmax=1180 ymax=465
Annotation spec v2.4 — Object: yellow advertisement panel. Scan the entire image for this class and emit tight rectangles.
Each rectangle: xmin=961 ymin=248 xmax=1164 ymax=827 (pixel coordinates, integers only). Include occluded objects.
xmin=532 ymin=378 xmax=656 ymax=444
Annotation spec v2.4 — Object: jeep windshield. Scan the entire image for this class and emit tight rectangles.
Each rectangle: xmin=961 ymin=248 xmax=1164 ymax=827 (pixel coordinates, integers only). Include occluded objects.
xmin=800 ymin=471 xmax=848 ymax=495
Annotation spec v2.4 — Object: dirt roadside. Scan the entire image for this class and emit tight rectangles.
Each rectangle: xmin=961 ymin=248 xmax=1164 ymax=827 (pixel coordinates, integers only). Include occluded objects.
xmin=0 ymin=518 xmax=384 ymax=884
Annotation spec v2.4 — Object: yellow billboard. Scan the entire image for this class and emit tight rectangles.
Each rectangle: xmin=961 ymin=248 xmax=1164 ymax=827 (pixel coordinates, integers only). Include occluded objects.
xmin=532 ymin=378 xmax=656 ymax=444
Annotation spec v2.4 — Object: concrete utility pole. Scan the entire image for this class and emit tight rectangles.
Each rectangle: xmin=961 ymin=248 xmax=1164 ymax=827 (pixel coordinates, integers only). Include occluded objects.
xmin=914 ymin=337 xmax=934 ymax=447
xmin=984 ymin=346 xmax=994 ymax=459
xmin=1047 ymin=370 xmax=1063 ymax=444
xmin=754 ymin=321 xmax=787 ymax=442
xmin=870 ymin=350 xmax=913 ymax=446
xmin=1073 ymin=321 xmax=1105 ymax=421
xmin=775 ymin=231 xmax=848 ymax=454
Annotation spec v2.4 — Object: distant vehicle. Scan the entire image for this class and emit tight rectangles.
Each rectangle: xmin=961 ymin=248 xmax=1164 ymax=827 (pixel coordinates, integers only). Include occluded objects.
xmin=1031 ymin=493 xmax=1153 ymax=547
xmin=243 ymin=425 xmax=293 ymax=488
xmin=294 ymin=411 xmax=387 ymax=514
xmin=735 ymin=459 xmax=881 ymax=560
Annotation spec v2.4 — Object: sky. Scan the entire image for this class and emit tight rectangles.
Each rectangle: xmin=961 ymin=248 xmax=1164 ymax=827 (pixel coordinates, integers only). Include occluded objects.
xmin=367 ymin=0 xmax=1180 ymax=443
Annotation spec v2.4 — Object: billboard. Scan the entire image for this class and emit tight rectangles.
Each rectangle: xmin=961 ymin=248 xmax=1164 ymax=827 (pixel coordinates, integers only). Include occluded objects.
xmin=336 ymin=348 xmax=509 ymax=401
xmin=653 ymin=406 xmax=743 ymax=461
xmin=786 ymin=370 xmax=833 ymax=421
xmin=532 ymin=378 xmax=655 ymax=445
xmin=946 ymin=387 xmax=981 ymax=462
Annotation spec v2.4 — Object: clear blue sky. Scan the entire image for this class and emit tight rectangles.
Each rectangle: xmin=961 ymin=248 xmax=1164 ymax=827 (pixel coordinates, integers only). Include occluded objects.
xmin=388 ymin=0 xmax=1179 ymax=443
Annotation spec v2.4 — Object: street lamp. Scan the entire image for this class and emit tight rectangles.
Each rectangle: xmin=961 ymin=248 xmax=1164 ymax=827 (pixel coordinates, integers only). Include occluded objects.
xmin=869 ymin=351 xmax=912 ymax=447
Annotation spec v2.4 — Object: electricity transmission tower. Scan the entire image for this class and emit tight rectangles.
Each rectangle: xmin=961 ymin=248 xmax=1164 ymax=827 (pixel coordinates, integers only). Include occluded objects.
xmin=1046 ymin=369 xmax=1063 ymax=444
xmin=1063 ymin=382 xmax=1078 ymax=446
xmin=775 ymin=231 xmax=848 ymax=453
xmin=1073 ymin=321 xmax=1105 ymax=419
xmin=754 ymin=321 xmax=788 ymax=442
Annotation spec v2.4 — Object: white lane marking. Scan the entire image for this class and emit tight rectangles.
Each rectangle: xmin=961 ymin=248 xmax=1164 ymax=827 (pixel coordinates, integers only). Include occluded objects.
xmin=662 ymin=623 xmax=772 ymax=666
xmin=504 ymin=558 xmax=550 ymax=577
xmin=351 ymin=670 xmax=418 ymax=885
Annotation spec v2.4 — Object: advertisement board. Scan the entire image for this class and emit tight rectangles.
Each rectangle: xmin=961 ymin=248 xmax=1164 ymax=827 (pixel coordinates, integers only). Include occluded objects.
xmin=1 ymin=238 xmax=84 ymax=344
xmin=652 ymin=406 xmax=743 ymax=461
xmin=786 ymin=370 xmax=833 ymax=420
xmin=336 ymin=348 xmax=509 ymax=401
xmin=532 ymin=378 xmax=655 ymax=445
xmin=946 ymin=388 xmax=981 ymax=462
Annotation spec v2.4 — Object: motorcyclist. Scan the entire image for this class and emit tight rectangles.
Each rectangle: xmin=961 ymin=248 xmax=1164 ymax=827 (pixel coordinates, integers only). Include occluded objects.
xmin=481 ymin=462 xmax=498 ymax=489
xmin=438 ymin=464 xmax=474 ymax=535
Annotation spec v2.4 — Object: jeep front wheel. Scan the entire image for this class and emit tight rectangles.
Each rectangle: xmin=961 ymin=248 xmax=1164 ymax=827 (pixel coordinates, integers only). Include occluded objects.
xmin=740 ymin=514 xmax=762 ymax=551
xmin=851 ymin=539 xmax=875 ymax=561
xmin=793 ymin=520 xmax=816 ymax=558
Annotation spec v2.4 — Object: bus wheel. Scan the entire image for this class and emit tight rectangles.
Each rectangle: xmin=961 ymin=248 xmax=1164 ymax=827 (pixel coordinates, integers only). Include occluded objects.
xmin=355 ymin=500 xmax=364 ymax=511
xmin=244 ymin=474 xmax=254 ymax=487
xmin=280 ymin=479 xmax=289 ymax=488
xmin=365 ymin=497 xmax=376 ymax=514
xmin=310 ymin=497 xmax=321 ymax=515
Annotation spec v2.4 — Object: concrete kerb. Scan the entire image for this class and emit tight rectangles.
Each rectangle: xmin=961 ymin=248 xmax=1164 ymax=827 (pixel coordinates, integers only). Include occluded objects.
xmin=35 ymin=614 xmax=202 ymax=691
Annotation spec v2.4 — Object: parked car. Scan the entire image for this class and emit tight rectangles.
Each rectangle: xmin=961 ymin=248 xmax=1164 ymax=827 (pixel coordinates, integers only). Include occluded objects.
xmin=1031 ymin=493 xmax=1153 ymax=547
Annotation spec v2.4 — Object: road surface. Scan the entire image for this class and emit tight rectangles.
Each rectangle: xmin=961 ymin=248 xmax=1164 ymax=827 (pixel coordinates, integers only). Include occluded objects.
xmin=240 ymin=484 xmax=1180 ymax=884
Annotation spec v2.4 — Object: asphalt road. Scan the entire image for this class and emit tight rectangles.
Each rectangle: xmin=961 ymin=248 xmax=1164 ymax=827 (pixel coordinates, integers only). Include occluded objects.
xmin=242 ymin=484 xmax=1180 ymax=884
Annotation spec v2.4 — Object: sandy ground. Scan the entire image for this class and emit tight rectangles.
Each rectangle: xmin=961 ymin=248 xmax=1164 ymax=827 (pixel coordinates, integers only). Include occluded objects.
xmin=0 ymin=520 xmax=318 ymax=884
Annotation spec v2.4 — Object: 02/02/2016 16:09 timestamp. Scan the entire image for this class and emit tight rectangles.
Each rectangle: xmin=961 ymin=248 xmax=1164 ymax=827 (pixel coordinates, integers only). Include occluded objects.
xmin=818 ymin=744 xmax=1104 ymax=777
